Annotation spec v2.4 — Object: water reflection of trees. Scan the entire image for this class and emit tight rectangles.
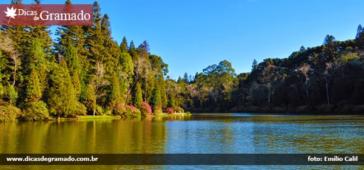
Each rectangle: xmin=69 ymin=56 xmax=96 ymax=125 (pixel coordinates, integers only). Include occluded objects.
xmin=0 ymin=120 xmax=167 ymax=170
xmin=0 ymin=120 xmax=166 ymax=153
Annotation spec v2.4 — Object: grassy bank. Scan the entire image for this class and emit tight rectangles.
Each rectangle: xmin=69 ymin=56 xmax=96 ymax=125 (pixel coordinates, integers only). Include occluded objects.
xmin=1 ymin=111 xmax=192 ymax=122
xmin=152 ymin=112 xmax=192 ymax=120
xmin=76 ymin=115 xmax=122 ymax=120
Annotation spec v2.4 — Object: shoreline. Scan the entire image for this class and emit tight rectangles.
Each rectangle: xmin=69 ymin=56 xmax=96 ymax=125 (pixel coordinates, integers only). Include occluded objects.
xmin=4 ymin=111 xmax=364 ymax=122
xmin=189 ymin=104 xmax=364 ymax=115
xmin=0 ymin=112 xmax=193 ymax=122
xmin=60 ymin=113 xmax=192 ymax=121
xmin=191 ymin=112 xmax=364 ymax=116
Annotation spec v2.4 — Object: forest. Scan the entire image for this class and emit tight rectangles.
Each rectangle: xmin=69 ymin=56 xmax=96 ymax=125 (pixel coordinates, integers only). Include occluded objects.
xmin=179 ymin=29 xmax=364 ymax=114
xmin=1 ymin=0 xmax=364 ymax=121
xmin=0 ymin=0 xmax=187 ymax=121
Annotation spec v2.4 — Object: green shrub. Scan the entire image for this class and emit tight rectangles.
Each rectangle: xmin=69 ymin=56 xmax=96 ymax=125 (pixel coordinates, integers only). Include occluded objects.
xmin=5 ymin=85 xmax=18 ymax=105
xmin=112 ymin=103 xmax=125 ymax=115
xmin=0 ymin=104 xmax=21 ymax=121
xmin=174 ymin=106 xmax=185 ymax=113
xmin=21 ymin=101 xmax=50 ymax=121
xmin=96 ymin=105 xmax=104 ymax=115
xmin=341 ymin=52 xmax=359 ymax=63
xmin=140 ymin=102 xmax=152 ymax=116
xmin=0 ymin=84 xmax=4 ymax=98
xmin=124 ymin=105 xmax=141 ymax=118
xmin=74 ymin=103 xmax=87 ymax=116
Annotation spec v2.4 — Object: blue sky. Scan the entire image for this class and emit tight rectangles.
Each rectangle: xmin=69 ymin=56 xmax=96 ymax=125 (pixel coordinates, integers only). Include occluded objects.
xmin=22 ymin=0 xmax=364 ymax=78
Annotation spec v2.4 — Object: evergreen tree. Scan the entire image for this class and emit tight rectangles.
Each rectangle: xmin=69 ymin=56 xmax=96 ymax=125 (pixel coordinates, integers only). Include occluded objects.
xmin=357 ymin=24 xmax=364 ymax=48
xmin=152 ymin=83 xmax=162 ymax=113
xmin=323 ymin=35 xmax=336 ymax=45
xmin=56 ymin=0 xmax=88 ymax=100
xmin=160 ymin=79 xmax=168 ymax=108
xmin=26 ymin=39 xmax=48 ymax=91
xmin=6 ymin=85 xmax=18 ymax=105
xmin=120 ymin=51 xmax=134 ymax=80
xmin=92 ymin=1 xmax=101 ymax=24
xmin=183 ymin=73 xmax=189 ymax=83
xmin=129 ymin=40 xmax=137 ymax=58
xmin=119 ymin=51 xmax=134 ymax=102
xmin=0 ymin=51 xmax=5 ymax=84
xmin=25 ymin=69 xmax=42 ymax=103
xmin=133 ymin=82 xmax=142 ymax=108
xmin=100 ymin=14 xmax=119 ymax=77
xmin=252 ymin=59 xmax=258 ymax=71
xmin=47 ymin=61 xmax=79 ymax=117
xmin=167 ymin=93 xmax=176 ymax=108
xmin=63 ymin=44 xmax=82 ymax=97
xmin=120 ymin=37 xmax=128 ymax=53
xmin=129 ymin=41 xmax=136 ymax=51
xmin=11 ymin=0 xmax=22 ymax=4
xmin=84 ymin=3 xmax=105 ymax=108
xmin=84 ymin=82 xmax=97 ymax=115
xmin=356 ymin=24 xmax=363 ymax=39
xmin=138 ymin=41 xmax=150 ymax=53
xmin=300 ymin=46 xmax=306 ymax=52
xmin=109 ymin=73 xmax=123 ymax=108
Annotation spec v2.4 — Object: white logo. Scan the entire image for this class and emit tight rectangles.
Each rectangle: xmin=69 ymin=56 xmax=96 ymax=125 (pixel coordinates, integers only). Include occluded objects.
xmin=4 ymin=7 xmax=17 ymax=19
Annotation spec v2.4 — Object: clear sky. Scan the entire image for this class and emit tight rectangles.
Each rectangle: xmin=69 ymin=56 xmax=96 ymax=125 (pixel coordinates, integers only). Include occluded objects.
xmin=22 ymin=0 xmax=364 ymax=78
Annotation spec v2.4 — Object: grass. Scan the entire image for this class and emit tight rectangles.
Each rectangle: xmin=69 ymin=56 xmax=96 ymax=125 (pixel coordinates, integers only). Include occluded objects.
xmin=50 ymin=112 xmax=191 ymax=122
xmin=76 ymin=115 xmax=121 ymax=120
xmin=153 ymin=112 xmax=192 ymax=120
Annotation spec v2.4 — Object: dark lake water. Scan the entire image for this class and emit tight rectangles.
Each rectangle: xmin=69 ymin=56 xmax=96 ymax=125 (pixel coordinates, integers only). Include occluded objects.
xmin=1 ymin=113 xmax=364 ymax=169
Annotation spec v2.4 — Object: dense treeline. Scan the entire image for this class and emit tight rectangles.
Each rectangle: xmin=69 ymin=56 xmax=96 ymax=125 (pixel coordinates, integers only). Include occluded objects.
xmin=0 ymin=0 xmax=184 ymax=121
xmin=177 ymin=26 xmax=364 ymax=114
xmin=1 ymin=1 xmax=364 ymax=121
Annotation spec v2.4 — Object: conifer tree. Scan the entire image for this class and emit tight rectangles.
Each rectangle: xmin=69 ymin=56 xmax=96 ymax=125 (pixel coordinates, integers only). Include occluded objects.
xmin=6 ymin=85 xmax=18 ymax=105
xmin=47 ymin=61 xmax=79 ymax=117
xmin=25 ymin=69 xmax=42 ymax=103
xmin=63 ymin=44 xmax=82 ymax=97
xmin=152 ymin=83 xmax=162 ymax=113
xmin=133 ymin=82 xmax=143 ymax=108
xmin=120 ymin=37 xmax=128 ymax=53
xmin=26 ymin=39 xmax=48 ymax=91
xmin=84 ymin=82 xmax=97 ymax=115
xmin=120 ymin=51 xmax=134 ymax=82
xmin=56 ymin=0 xmax=88 ymax=100
xmin=160 ymin=79 xmax=167 ymax=108
xmin=110 ymin=74 xmax=122 ymax=108
xmin=357 ymin=24 xmax=364 ymax=48
xmin=11 ymin=0 xmax=22 ymax=4
xmin=84 ymin=2 xmax=105 ymax=109
xmin=100 ymin=14 xmax=119 ymax=77
xmin=356 ymin=24 xmax=363 ymax=39
xmin=252 ymin=59 xmax=258 ymax=71
xmin=129 ymin=41 xmax=136 ymax=52
xmin=167 ymin=93 xmax=176 ymax=108
xmin=117 ymin=50 xmax=133 ymax=104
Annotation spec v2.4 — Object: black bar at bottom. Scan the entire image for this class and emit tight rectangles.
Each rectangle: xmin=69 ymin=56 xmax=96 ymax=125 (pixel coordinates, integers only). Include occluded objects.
xmin=0 ymin=154 xmax=363 ymax=165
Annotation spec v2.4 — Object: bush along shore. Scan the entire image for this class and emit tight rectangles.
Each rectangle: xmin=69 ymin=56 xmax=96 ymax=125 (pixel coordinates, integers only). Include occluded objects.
xmin=0 ymin=102 xmax=191 ymax=122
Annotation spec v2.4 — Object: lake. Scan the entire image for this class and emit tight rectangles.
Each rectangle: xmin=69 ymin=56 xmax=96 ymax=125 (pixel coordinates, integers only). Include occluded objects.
xmin=1 ymin=113 xmax=364 ymax=169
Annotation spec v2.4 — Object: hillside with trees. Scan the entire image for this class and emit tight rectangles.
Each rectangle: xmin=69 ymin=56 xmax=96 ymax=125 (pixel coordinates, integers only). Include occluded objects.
xmin=1 ymin=1 xmax=364 ymax=121
xmin=178 ymin=27 xmax=364 ymax=114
